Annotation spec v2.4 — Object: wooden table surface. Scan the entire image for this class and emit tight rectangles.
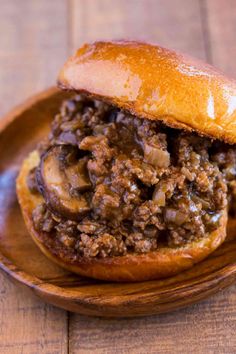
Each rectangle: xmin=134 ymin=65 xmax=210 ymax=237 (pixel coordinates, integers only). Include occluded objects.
xmin=0 ymin=1 xmax=235 ymax=353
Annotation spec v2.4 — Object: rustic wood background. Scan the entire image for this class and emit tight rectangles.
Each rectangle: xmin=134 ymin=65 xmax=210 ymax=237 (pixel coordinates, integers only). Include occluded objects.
xmin=0 ymin=0 xmax=235 ymax=353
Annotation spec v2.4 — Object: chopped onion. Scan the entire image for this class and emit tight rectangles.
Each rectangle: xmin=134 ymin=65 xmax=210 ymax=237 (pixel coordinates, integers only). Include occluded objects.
xmin=144 ymin=143 xmax=170 ymax=168
xmin=152 ymin=186 xmax=166 ymax=207
xmin=165 ymin=208 xmax=188 ymax=225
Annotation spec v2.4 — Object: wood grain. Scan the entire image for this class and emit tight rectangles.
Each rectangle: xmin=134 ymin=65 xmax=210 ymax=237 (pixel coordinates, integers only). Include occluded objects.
xmin=0 ymin=277 xmax=67 ymax=354
xmin=71 ymin=0 xmax=206 ymax=59
xmin=0 ymin=1 xmax=69 ymax=353
xmin=0 ymin=0 xmax=68 ymax=117
xmin=206 ymin=0 xmax=236 ymax=77
xmin=69 ymin=286 xmax=236 ymax=354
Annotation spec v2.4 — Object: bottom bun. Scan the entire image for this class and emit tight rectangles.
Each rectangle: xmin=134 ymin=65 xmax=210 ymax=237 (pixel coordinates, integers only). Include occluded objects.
xmin=16 ymin=151 xmax=228 ymax=282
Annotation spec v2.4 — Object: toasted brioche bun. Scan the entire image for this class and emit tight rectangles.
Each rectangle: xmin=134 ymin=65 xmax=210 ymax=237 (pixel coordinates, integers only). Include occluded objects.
xmin=16 ymin=151 xmax=228 ymax=282
xmin=58 ymin=40 xmax=236 ymax=145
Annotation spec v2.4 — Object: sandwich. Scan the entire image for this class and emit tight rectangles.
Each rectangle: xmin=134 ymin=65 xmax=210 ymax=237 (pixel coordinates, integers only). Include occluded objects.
xmin=16 ymin=41 xmax=236 ymax=282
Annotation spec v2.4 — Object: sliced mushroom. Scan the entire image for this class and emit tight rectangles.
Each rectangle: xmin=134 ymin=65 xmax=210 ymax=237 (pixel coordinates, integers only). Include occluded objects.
xmin=64 ymin=157 xmax=91 ymax=192
xmin=37 ymin=146 xmax=91 ymax=220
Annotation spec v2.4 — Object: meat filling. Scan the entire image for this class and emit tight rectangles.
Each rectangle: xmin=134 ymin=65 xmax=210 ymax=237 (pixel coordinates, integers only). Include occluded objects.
xmin=27 ymin=95 xmax=235 ymax=258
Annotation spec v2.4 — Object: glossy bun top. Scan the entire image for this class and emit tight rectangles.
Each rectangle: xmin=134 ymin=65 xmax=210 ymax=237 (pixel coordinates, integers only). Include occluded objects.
xmin=58 ymin=40 xmax=236 ymax=144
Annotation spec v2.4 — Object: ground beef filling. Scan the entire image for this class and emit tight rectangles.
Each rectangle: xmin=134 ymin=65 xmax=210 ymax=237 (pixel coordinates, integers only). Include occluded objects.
xmin=27 ymin=95 xmax=235 ymax=258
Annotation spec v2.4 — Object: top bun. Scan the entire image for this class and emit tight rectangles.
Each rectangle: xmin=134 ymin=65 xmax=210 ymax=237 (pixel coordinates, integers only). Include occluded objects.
xmin=58 ymin=40 xmax=236 ymax=144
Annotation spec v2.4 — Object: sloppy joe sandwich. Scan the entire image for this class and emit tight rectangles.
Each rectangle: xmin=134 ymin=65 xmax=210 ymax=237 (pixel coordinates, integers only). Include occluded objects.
xmin=16 ymin=41 xmax=236 ymax=281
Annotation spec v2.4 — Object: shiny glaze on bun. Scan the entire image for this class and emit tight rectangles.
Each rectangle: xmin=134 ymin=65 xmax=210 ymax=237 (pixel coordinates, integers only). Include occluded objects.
xmin=58 ymin=40 xmax=236 ymax=144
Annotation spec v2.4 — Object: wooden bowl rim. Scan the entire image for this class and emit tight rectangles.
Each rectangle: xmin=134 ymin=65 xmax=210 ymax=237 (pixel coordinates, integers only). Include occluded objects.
xmin=0 ymin=246 xmax=235 ymax=305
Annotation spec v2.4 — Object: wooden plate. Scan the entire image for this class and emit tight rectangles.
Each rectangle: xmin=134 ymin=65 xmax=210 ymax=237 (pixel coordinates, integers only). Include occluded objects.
xmin=0 ymin=87 xmax=235 ymax=318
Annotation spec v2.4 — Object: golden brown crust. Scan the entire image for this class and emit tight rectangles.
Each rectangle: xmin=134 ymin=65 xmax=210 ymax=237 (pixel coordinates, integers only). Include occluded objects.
xmin=16 ymin=151 xmax=228 ymax=282
xmin=58 ymin=40 xmax=236 ymax=145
